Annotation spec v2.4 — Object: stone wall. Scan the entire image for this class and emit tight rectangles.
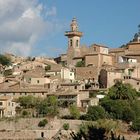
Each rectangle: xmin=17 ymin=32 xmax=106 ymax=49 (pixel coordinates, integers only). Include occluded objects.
xmin=0 ymin=118 xmax=82 ymax=139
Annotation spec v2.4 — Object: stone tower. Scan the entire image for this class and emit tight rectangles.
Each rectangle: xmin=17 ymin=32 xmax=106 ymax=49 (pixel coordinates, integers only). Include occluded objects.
xmin=65 ymin=18 xmax=83 ymax=67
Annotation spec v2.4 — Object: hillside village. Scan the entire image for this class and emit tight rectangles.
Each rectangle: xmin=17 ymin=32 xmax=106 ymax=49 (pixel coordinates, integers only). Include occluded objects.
xmin=0 ymin=18 xmax=140 ymax=139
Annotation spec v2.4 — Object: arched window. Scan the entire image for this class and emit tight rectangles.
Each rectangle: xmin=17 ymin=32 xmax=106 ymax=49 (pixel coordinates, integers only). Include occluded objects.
xmin=70 ymin=39 xmax=73 ymax=46
xmin=76 ymin=40 xmax=79 ymax=47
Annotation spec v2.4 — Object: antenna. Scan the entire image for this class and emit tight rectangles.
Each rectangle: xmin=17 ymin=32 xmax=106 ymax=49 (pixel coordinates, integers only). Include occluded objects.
xmin=138 ymin=24 xmax=140 ymax=34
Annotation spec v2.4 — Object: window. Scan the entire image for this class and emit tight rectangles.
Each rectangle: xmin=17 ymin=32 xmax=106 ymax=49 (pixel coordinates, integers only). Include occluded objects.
xmin=75 ymin=85 xmax=77 ymax=89
xmin=8 ymin=102 xmax=10 ymax=106
xmin=42 ymin=93 xmax=44 ymax=95
xmin=70 ymin=39 xmax=73 ymax=46
xmin=13 ymin=93 xmax=15 ymax=96
xmin=128 ymin=69 xmax=132 ymax=75
xmin=76 ymin=40 xmax=79 ymax=47
xmin=25 ymin=93 xmax=27 ymax=95
xmin=0 ymin=102 xmax=3 ymax=106
xmin=37 ymin=80 xmax=40 ymax=83
xmin=48 ymin=84 xmax=50 ymax=89
xmin=41 ymin=132 xmax=44 ymax=138
xmin=94 ymin=47 xmax=96 ymax=51
xmin=12 ymin=103 xmax=14 ymax=106
xmin=137 ymin=82 xmax=139 ymax=85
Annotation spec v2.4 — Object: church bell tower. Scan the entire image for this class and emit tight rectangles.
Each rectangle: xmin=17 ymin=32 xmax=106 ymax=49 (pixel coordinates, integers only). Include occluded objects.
xmin=65 ymin=18 xmax=83 ymax=67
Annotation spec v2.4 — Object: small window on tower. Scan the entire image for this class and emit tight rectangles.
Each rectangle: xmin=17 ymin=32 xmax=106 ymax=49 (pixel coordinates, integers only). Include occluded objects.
xmin=76 ymin=40 xmax=79 ymax=47
xmin=70 ymin=39 xmax=73 ymax=46
xmin=94 ymin=47 xmax=96 ymax=51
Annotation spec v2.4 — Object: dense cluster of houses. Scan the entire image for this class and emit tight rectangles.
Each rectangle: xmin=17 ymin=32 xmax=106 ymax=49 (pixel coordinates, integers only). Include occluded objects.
xmin=0 ymin=18 xmax=140 ymax=117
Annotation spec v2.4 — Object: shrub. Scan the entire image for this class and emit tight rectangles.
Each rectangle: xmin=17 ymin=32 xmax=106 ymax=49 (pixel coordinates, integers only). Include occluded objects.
xmin=61 ymin=115 xmax=75 ymax=119
xmin=38 ymin=119 xmax=48 ymax=127
xmin=0 ymin=54 xmax=11 ymax=66
xmin=100 ymin=99 xmax=135 ymax=122
xmin=122 ymin=107 xmax=136 ymax=122
xmin=75 ymin=60 xmax=85 ymax=67
xmin=63 ymin=123 xmax=69 ymax=130
xmin=131 ymin=117 xmax=140 ymax=132
xmin=45 ymin=65 xmax=51 ymax=71
xmin=69 ymin=105 xmax=80 ymax=119
xmin=22 ymin=110 xmax=29 ymax=117
xmin=87 ymin=106 xmax=106 ymax=121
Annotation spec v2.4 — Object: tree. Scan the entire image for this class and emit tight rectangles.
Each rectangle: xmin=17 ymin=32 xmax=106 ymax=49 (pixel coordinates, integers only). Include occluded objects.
xmin=36 ymin=98 xmax=48 ymax=116
xmin=18 ymin=95 xmax=38 ymax=109
xmin=122 ymin=107 xmax=135 ymax=122
xmin=36 ymin=96 xmax=58 ymax=117
xmin=75 ymin=60 xmax=85 ymax=67
xmin=69 ymin=104 xmax=80 ymax=119
xmin=100 ymin=98 xmax=136 ymax=122
xmin=63 ymin=123 xmax=69 ymax=130
xmin=38 ymin=119 xmax=48 ymax=127
xmin=45 ymin=65 xmax=51 ymax=71
xmin=4 ymin=69 xmax=12 ymax=76
xmin=0 ymin=54 xmax=11 ymax=66
xmin=108 ymin=82 xmax=136 ymax=100
xmin=46 ymin=96 xmax=58 ymax=116
xmin=131 ymin=117 xmax=140 ymax=132
xmin=87 ymin=106 xmax=106 ymax=121
xmin=131 ymin=100 xmax=140 ymax=118
xmin=71 ymin=125 xmax=125 ymax=140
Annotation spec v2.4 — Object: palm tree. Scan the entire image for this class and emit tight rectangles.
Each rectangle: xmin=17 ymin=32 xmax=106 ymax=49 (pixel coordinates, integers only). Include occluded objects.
xmin=108 ymin=82 xmax=136 ymax=100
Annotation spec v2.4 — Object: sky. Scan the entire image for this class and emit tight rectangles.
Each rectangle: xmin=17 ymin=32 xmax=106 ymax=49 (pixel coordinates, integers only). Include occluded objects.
xmin=0 ymin=0 xmax=140 ymax=57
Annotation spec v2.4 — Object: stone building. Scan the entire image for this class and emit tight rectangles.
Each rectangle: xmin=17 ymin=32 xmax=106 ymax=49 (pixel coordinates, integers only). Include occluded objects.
xmin=0 ymin=96 xmax=17 ymax=118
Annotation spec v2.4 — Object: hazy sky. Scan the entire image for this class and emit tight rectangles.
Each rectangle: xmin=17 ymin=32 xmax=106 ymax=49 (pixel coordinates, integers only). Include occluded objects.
xmin=0 ymin=0 xmax=140 ymax=57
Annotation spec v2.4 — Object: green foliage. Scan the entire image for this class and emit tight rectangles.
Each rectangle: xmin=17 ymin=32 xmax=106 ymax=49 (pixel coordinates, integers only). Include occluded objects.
xmin=22 ymin=110 xmax=29 ymax=117
xmin=36 ymin=98 xmax=48 ymax=116
xmin=136 ymin=92 xmax=140 ymax=97
xmin=36 ymin=96 xmax=58 ymax=116
xmin=122 ymin=107 xmax=136 ymax=122
xmin=69 ymin=104 xmax=80 ymax=119
xmin=45 ymin=65 xmax=51 ymax=71
xmin=0 ymin=54 xmax=11 ymax=66
xmin=86 ymin=106 xmax=106 ymax=121
xmin=4 ymin=69 xmax=12 ymax=76
xmin=75 ymin=60 xmax=85 ymax=67
xmin=63 ymin=123 xmax=69 ymax=130
xmin=108 ymin=82 xmax=136 ymax=100
xmin=131 ymin=100 xmax=140 ymax=117
xmin=99 ymin=82 xmax=139 ymax=122
xmin=131 ymin=117 xmax=140 ymax=132
xmin=18 ymin=96 xmax=58 ymax=117
xmin=71 ymin=124 xmax=125 ymax=140
xmin=18 ymin=95 xmax=38 ymax=109
xmin=38 ymin=119 xmax=48 ymax=127
xmin=100 ymin=98 xmax=136 ymax=121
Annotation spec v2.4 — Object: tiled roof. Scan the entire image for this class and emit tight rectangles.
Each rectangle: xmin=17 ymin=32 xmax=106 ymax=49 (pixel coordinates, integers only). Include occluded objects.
xmin=0 ymin=96 xmax=12 ymax=100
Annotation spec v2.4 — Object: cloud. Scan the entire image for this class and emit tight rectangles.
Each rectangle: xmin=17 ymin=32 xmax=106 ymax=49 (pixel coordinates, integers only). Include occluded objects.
xmin=0 ymin=0 xmax=59 ymax=56
xmin=46 ymin=6 xmax=57 ymax=17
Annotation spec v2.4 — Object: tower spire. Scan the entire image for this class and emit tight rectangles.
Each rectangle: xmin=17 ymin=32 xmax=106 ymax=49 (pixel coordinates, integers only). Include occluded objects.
xmin=71 ymin=17 xmax=78 ymax=31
